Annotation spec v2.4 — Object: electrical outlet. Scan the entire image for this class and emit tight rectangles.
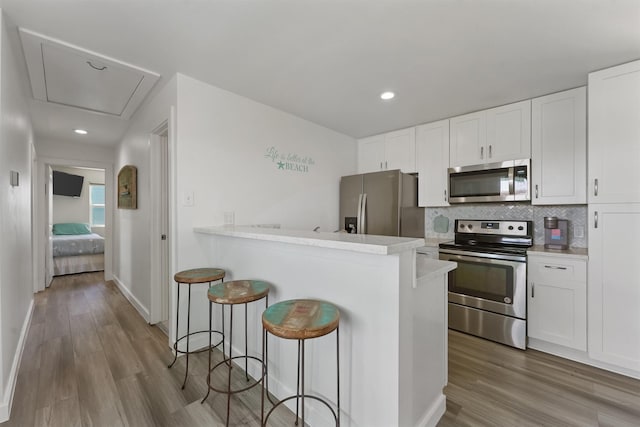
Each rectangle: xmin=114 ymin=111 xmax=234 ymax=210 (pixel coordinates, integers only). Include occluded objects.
xmin=574 ymin=225 xmax=584 ymax=238
xmin=183 ymin=191 xmax=194 ymax=207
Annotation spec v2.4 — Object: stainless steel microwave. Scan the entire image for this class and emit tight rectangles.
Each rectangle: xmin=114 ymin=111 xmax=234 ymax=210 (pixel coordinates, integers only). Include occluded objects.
xmin=448 ymin=159 xmax=530 ymax=203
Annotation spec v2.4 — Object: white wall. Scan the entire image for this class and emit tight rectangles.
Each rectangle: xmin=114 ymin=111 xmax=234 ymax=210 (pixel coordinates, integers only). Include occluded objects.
xmin=114 ymin=75 xmax=178 ymax=318
xmin=51 ymin=166 xmax=105 ymax=236
xmin=0 ymin=9 xmax=35 ymax=421
xmin=175 ymin=73 xmax=356 ymax=268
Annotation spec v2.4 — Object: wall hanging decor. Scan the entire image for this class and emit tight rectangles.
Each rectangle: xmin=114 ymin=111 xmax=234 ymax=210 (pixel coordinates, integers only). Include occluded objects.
xmin=117 ymin=165 xmax=137 ymax=209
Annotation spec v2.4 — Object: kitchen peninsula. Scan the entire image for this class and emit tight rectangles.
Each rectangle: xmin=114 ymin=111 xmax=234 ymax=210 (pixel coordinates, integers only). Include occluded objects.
xmin=194 ymin=225 xmax=456 ymax=427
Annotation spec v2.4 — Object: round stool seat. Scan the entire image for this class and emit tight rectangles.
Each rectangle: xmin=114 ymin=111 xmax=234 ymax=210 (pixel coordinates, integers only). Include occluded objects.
xmin=207 ymin=280 xmax=270 ymax=305
xmin=174 ymin=268 xmax=225 ymax=284
xmin=262 ymin=299 xmax=340 ymax=340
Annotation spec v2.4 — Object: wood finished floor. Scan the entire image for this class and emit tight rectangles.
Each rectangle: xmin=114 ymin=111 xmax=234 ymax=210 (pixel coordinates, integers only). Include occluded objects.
xmin=3 ymin=272 xmax=640 ymax=426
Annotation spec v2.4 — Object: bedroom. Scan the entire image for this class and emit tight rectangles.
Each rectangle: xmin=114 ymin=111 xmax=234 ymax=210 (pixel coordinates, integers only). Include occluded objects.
xmin=49 ymin=165 xmax=106 ymax=283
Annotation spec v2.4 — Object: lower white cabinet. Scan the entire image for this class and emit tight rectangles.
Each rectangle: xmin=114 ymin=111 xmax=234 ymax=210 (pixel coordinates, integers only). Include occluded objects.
xmin=528 ymin=253 xmax=587 ymax=351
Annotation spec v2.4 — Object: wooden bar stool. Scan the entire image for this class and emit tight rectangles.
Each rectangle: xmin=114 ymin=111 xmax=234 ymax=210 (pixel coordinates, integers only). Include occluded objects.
xmin=261 ymin=299 xmax=340 ymax=426
xmin=202 ymin=279 xmax=270 ymax=427
xmin=168 ymin=268 xmax=225 ymax=389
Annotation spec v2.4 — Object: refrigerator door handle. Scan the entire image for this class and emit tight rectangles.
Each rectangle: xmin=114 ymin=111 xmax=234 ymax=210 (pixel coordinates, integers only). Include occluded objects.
xmin=361 ymin=193 xmax=367 ymax=234
xmin=356 ymin=193 xmax=363 ymax=234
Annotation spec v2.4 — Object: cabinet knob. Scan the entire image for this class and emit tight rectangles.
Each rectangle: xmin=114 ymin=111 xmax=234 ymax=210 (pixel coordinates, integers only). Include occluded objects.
xmin=531 ymin=283 xmax=535 ymax=298
xmin=488 ymin=145 xmax=492 ymax=158
xmin=480 ymin=146 xmax=484 ymax=159
xmin=594 ymin=178 xmax=598 ymax=196
xmin=444 ymin=189 xmax=447 ymax=201
xmin=535 ymin=184 xmax=539 ymax=198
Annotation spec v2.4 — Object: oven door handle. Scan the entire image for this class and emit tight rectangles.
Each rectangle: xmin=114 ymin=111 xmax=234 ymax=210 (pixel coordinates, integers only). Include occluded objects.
xmin=439 ymin=249 xmax=526 ymax=263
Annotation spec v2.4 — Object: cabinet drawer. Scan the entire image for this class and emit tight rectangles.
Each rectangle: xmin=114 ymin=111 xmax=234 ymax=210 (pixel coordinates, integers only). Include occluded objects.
xmin=529 ymin=257 xmax=586 ymax=282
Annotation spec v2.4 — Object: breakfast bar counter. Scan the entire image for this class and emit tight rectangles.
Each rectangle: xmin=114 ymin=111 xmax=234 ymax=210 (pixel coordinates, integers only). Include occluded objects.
xmin=194 ymin=226 xmax=456 ymax=427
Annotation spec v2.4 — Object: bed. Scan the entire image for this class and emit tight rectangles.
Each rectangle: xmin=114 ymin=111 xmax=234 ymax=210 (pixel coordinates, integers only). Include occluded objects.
xmin=52 ymin=223 xmax=104 ymax=276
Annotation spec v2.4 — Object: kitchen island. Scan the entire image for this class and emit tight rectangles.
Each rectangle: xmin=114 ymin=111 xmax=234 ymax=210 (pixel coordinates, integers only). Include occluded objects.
xmin=194 ymin=226 xmax=456 ymax=427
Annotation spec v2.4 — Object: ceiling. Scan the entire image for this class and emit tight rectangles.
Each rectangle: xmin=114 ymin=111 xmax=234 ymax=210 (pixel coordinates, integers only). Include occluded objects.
xmin=1 ymin=0 xmax=639 ymax=147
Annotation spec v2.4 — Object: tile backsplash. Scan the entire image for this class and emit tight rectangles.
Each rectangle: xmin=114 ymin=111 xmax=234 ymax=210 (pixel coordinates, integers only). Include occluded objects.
xmin=424 ymin=204 xmax=588 ymax=248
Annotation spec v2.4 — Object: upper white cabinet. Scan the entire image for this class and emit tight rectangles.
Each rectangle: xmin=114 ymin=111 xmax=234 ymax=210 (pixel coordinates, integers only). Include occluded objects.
xmin=531 ymin=87 xmax=587 ymax=205
xmin=588 ymin=204 xmax=640 ymax=372
xmin=588 ymin=60 xmax=640 ymax=203
xmin=528 ymin=253 xmax=587 ymax=351
xmin=358 ymin=127 xmax=416 ymax=173
xmin=416 ymin=120 xmax=450 ymax=207
xmin=449 ymin=100 xmax=531 ymax=167
xmin=358 ymin=134 xmax=385 ymax=173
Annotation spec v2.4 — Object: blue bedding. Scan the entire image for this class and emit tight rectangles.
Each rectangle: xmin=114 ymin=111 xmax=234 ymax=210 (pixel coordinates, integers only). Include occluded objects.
xmin=52 ymin=233 xmax=105 ymax=257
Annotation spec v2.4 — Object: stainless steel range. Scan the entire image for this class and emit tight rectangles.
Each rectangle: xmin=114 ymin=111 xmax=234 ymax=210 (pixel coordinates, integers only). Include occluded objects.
xmin=439 ymin=219 xmax=533 ymax=349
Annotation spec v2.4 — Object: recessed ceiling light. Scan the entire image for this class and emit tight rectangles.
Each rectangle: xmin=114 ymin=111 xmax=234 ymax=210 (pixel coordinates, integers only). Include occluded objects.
xmin=380 ymin=91 xmax=395 ymax=101
xmin=74 ymin=129 xmax=88 ymax=135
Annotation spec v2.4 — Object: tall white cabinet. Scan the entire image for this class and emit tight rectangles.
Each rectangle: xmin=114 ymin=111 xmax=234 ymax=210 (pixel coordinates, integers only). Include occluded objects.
xmin=416 ymin=120 xmax=450 ymax=207
xmin=587 ymin=60 xmax=640 ymax=374
xmin=588 ymin=60 xmax=640 ymax=204
xmin=449 ymin=100 xmax=531 ymax=167
xmin=531 ymin=87 xmax=587 ymax=205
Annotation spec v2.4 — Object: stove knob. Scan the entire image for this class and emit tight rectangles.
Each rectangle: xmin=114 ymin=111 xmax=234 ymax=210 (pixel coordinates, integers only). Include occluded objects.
xmin=468 ymin=225 xmax=473 ymax=230
xmin=518 ymin=226 xmax=524 ymax=231
xmin=508 ymin=226 xmax=514 ymax=230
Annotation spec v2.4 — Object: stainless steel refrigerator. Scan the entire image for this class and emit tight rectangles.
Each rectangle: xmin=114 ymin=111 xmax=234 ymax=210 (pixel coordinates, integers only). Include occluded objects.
xmin=339 ymin=170 xmax=424 ymax=237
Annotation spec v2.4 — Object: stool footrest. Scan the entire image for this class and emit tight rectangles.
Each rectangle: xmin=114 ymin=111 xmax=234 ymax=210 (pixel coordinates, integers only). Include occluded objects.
xmin=263 ymin=394 xmax=339 ymax=426
xmin=171 ymin=330 xmax=224 ymax=355
xmin=206 ymin=355 xmax=266 ymax=395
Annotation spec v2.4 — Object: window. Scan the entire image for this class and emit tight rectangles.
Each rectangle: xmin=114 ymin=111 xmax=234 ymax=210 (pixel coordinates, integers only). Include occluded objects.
xmin=90 ymin=184 xmax=105 ymax=227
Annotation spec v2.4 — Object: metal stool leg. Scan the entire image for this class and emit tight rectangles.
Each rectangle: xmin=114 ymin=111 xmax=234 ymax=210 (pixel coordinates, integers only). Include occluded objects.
xmin=225 ymin=304 xmax=234 ymax=427
xmin=201 ymin=300 xmax=213 ymax=403
xmin=181 ymin=283 xmax=192 ymax=389
xmin=337 ymin=327 xmax=340 ymax=426
xmin=301 ymin=339 xmax=306 ymax=426
xmin=168 ymin=282 xmax=180 ymax=369
xmin=245 ymin=302 xmax=249 ymax=381
xmin=295 ymin=339 xmax=301 ymax=425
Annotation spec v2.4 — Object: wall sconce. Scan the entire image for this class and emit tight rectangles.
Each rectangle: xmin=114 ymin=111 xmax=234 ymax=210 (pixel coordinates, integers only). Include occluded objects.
xmin=10 ymin=170 xmax=19 ymax=187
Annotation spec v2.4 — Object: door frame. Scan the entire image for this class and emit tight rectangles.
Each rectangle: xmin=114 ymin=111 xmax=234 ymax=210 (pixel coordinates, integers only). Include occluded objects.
xmin=149 ymin=118 xmax=174 ymax=326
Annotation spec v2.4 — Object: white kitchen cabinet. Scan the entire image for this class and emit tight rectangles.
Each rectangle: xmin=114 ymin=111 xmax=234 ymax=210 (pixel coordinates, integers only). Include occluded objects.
xmin=449 ymin=100 xmax=531 ymax=167
xmin=587 ymin=204 xmax=640 ymax=372
xmin=357 ymin=127 xmax=416 ymax=173
xmin=588 ymin=60 xmax=640 ymax=204
xmin=531 ymin=87 xmax=587 ymax=205
xmin=416 ymin=120 xmax=450 ymax=207
xmin=358 ymin=134 xmax=385 ymax=173
xmin=528 ymin=253 xmax=587 ymax=351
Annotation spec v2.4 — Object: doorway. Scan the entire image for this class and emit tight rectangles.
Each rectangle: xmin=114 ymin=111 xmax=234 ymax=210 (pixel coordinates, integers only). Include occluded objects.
xmin=35 ymin=156 xmax=113 ymax=293
xmin=150 ymin=121 xmax=171 ymax=333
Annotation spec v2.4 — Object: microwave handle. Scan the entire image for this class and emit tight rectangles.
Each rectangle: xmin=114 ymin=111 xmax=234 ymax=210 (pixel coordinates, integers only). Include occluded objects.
xmin=508 ymin=167 xmax=515 ymax=195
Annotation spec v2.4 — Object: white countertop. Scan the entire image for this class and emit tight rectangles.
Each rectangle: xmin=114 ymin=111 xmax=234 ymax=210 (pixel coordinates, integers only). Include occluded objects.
xmin=527 ymin=245 xmax=588 ymax=260
xmin=194 ymin=225 xmax=425 ymax=255
xmin=416 ymin=255 xmax=457 ymax=282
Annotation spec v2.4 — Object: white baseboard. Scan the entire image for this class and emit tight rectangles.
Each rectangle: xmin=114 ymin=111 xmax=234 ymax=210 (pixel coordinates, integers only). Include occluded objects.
xmin=0 ymin=299 xmax=34 ymax=422
xmin=528 ymin=338 xmax=640 ymax=380
xmin=112 ymin=275 xmax=150 ymax=323
xmin=417 ymin=393 xmax=447 ymax=427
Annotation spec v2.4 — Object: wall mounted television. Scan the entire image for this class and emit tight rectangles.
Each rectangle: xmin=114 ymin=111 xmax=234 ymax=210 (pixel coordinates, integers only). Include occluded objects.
xmin=53 ymin=170 xmax=84 ymax=197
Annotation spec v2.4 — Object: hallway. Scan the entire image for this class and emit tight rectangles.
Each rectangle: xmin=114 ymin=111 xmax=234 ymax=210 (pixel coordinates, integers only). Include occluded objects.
xmin=1 ymin=272 xmax=293 ymax=426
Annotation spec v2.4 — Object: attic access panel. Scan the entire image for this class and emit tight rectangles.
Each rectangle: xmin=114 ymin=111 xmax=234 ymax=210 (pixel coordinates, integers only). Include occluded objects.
xmin=19 ymin=28 xmax=160 ymax=119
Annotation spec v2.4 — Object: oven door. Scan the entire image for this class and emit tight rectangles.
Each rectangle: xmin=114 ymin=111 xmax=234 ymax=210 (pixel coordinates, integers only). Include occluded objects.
xmin=439 ymin=249 xmax=526 ymax=319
